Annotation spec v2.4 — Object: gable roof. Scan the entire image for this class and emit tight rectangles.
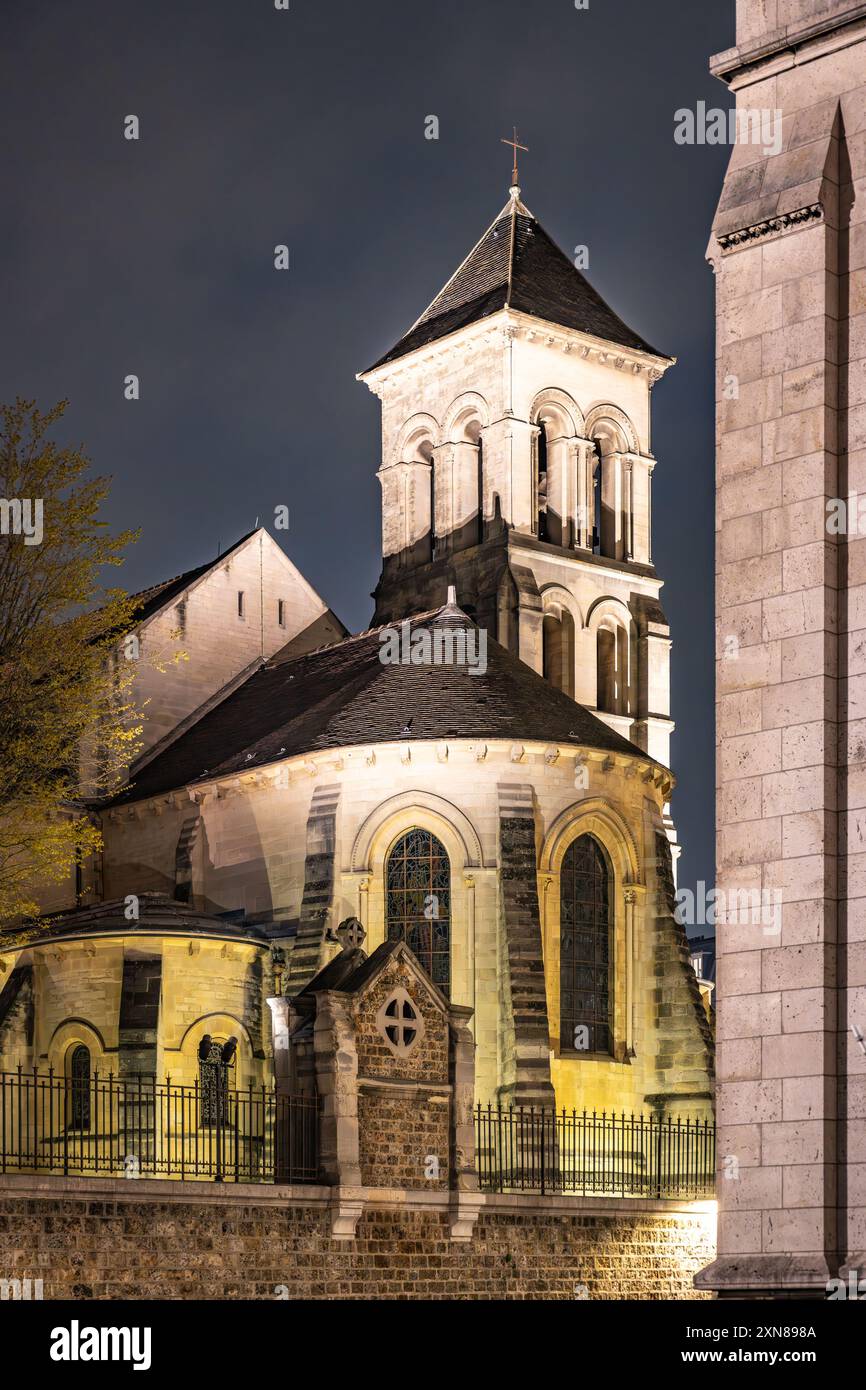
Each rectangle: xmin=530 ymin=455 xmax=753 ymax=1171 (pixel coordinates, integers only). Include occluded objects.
xmin=363 ymin=193 xmax=667 ymax=372
xmin=297 ymin=938 xmax=449 ymax=1011
xmin=112 ymin=600 xmax=665 ymax=805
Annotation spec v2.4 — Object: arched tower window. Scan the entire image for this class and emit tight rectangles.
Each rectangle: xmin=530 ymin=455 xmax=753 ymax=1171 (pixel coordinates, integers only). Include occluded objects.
xmin=543 ymin=607 xmax=575 ymax=697
xmin=417 ymin=438 xmax=435 ymax=563
xmin=536 ymin=425 xmax=549 ymax=540
xmin=476 ymin=432 xmax=484 ymax=545
xmin=386 ymin=829 xmax=451 ymax=995
xmin=67 ymin=1044 xmax=91 ymax=1131
xmin=591 ymin=442 xmax=603 ymax=555
xmin=560 ymin=835 xmax=613 ymax=1056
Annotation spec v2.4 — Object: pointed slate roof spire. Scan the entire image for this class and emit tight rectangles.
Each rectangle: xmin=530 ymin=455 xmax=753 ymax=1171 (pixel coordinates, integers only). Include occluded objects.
xmin=363 ymin=188 xmax=666 ymax=372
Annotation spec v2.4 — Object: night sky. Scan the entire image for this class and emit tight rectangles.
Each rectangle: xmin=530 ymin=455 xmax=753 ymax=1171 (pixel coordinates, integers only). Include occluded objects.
xmin=2 ymin=0 xmax=735 ymax=902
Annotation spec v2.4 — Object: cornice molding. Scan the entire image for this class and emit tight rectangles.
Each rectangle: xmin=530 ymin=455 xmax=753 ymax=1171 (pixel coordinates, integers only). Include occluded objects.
xmin=710 ymin=4 xmax=866 ymax=86
xmin=717 ymin=203 xmax=823 ymax=252
xmin=359 ymin=309 xmax=674 ymax=394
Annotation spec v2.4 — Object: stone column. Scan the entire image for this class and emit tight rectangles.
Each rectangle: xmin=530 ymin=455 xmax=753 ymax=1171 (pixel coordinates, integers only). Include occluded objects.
xmin=479 ymin=416 xmax=536 ymax=533
xmin=266 ymin=995 xmax=291 ymax=1091
xmin=623 ymin=459 xmax=635 ymax=561
xmin=313 ymin=990 xmax=361 ymax=1189
xmin=448 ymin=1002 xmax=482 ymax=1239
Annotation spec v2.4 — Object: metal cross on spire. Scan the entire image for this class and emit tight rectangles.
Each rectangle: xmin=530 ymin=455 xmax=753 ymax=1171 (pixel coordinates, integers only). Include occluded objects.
xmin=500 ymin=126 xmax=528 ymax=189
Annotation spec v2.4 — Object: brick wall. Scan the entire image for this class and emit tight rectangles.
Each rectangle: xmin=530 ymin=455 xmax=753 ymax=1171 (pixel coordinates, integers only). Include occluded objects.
xmin=0 ymin=1177 xmax=715 ymax=1300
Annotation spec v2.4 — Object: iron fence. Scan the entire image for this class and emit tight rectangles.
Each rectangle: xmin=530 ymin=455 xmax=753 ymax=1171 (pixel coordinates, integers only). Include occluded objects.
xmin=0 ymin=1068 xmax=320 ymax=1184
xmin=474 ymin=1104 xmax=715 ymax=1199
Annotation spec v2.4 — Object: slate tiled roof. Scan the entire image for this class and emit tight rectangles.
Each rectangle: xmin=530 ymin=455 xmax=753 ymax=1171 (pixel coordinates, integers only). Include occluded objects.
xmin=364 ymin=196 xmax=665 ymax=371
xmin=115 ymin=603 xmax=662 ymax=805
xmin=296 ymin=938 xmax=446 ymax=1004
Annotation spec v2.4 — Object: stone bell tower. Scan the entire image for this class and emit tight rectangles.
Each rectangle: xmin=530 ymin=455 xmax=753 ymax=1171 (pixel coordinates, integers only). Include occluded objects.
xmin=358 ymin=179 xmax=677 ymax=769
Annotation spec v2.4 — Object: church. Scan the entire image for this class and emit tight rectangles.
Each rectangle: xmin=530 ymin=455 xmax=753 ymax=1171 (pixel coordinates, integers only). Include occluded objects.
xmin=0 ymin=176 xmax=713 ymax=1126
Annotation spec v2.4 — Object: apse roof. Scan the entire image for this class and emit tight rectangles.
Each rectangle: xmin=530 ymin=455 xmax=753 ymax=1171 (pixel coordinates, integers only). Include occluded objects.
xmin=10 ymin=893 xmax=268 ymax=946
xmin=363 ymin=192 xmax=667 ymax=372
xmin=113 ymin=600 xmax=664 ymax=805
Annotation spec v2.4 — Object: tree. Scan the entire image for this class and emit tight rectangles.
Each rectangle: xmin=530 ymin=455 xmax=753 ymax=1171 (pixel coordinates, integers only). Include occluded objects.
xmin=0 ymin=398 xmax=141 ymax=932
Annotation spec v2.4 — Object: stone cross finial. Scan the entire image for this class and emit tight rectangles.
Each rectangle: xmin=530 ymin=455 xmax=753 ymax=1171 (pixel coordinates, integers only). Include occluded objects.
xmin=335 ymin=917 xmax=366 ymax=952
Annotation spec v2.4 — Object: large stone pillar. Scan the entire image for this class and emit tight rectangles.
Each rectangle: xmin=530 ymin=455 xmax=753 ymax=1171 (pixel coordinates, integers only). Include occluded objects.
xmin=313 ymin=990 xmax=361 ymax=1189
xmin=479 ymin=416 xmax=536 ymax=534
xmin=699 ymin=0 xmax=866 ymax=1298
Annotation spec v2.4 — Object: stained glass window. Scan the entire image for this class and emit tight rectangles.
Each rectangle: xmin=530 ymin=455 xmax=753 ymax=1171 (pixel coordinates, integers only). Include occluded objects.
xmin=386 ymin=829 xmax=451 ymax=996
xmin=560 ymin=834 xmax=613 ymax=1055
xmin=68 ymin=1044 xmax=91 ymax=1130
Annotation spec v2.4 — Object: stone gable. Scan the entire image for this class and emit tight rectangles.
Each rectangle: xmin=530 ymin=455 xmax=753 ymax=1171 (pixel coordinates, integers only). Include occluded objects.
xmin=352 ymin=956 xmax=448 ymax=1085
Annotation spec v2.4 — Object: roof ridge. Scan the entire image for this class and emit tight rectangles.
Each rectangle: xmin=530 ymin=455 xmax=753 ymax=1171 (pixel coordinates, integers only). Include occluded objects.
xmin=504 ymin=193 xmax=518 ymax=306
xmin=267 ymin=606 xmax=447 ymax=668
xmin=403 ymin=201 xmax=514 ymax=338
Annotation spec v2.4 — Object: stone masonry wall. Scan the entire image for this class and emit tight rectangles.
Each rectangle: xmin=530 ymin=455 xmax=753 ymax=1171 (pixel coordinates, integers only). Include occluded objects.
xmin=0 ymin=1178 xmax=715 ymax=1300
xmin=707 ymin=0 xmax=866 ymax=1293
xmin=353 ymin=963 xmax=449 ymax=1084
xmin=353 ymin=955 xmax=452 ymax=1187
xmin=652 ymin=834 xmax=716 ymax=1109
xmin=357 ymin=1093 xmax=450 ymax=1189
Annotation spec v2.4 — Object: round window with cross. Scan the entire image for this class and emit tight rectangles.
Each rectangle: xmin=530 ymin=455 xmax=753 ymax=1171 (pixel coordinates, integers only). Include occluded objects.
xmin=376 ymin=987 xmax=425 ymax=1057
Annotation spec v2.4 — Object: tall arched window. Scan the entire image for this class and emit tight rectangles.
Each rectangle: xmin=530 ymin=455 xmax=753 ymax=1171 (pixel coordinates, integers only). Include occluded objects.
xmin=560 ymin=835 xmax=613 ymax=1055
xmin=536 ymin=426 xmax=549 ymax=540
xmin=67 ymin=1044 xmax=91 ymax=1131
xmin=386 ymin=829 xmax=451 ymax=995
xmin=591 ymin=442 xmax=603 ymax=554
